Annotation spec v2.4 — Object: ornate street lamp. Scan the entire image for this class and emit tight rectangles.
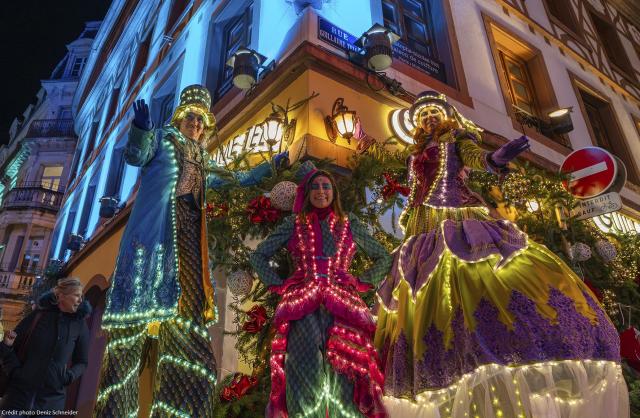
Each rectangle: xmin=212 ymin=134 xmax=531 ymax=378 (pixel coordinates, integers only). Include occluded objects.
xmin=226 ymin=47 xmax=267 ymax=90
xmin=325 ymin=98 xmax=357 ymax=143
xmin=262 ymin=110 xmax=285 ymax=148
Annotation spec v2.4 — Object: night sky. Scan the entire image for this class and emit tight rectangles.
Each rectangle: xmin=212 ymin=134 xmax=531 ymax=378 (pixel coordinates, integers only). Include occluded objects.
xmin=0 ymin=1 xmax=112 ymax=145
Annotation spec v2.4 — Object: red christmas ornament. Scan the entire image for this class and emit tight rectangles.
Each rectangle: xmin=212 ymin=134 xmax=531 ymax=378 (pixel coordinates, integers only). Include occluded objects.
xmin=242 ymin=305 xmax=268 ymax=333
xmin=620 ymin=327 xmax=640 ymax=372
xmin=381 ymin=173 xmax=410 ymax=201
xmin=206 ymin=202 xmax=229 ymax=220
xmin=247 ymin=196 xmax=281 ymax=224
xmin=220 ymin=373 xmax=259 ymax=401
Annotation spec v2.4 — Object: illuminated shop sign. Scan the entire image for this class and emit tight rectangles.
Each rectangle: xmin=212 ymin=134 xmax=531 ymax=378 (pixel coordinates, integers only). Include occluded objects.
xmin=593 ymin=211 xmax=640 ymax=234
xmin=213 ymin=123 xmax=282 ymax=165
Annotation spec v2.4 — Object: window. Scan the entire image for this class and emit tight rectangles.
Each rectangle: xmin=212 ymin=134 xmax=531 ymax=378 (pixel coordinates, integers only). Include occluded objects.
xmin=382 ymin=0 xmax=437 ymax=57
xmin=83 ymin=119 xmax=100 ymax=166
xmin=103 ymin=138 xmax=127 ymax=199
xmin=543 ymin=0 xmax=579 ymax=34
xmin=498 ymin=50 xmax=538 ymax=116
xmin=130 ymin=32 xmax=152 ymax=87
xmin=70 ymin=57 xmax=87 ymax=77
xmin=41 ymin=165 xmax=64 ymax=191
xmin=589 ymin=11 xmax=636 ymax=79
xmin=217 ymin=4 xmax=253 ymax=99
xmin=485 ymin=17 xmax=568 ymax=148
xmin=104 ymin=87 xmax=122 ymax=128
xmin=166 ymin=0 xmax=190 ymax=35
xmin=152 ymin=93 xmax=176 ymax=127
xmin=78 ymin=183 xmax=97 ymax=237
xmin=575 ymin=83 xmax=640 ymax=184
xmin=60 ymin=206 xmax=78 ymax=258
xmin=59 ymin=106 xmax=72 ymax=120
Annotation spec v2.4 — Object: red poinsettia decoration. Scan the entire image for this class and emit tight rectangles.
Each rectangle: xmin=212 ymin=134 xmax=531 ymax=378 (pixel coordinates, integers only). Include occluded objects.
xmin=206 ymin=202 xmax=229 ymax=220
xmin=242 ymin=305 xmax=268 ymax=334
xmin=381 ymin=173 xmax=410 ymax=201
xmin=247 ymin=196 xmax=281 ymax=224
xmin=620 ymin=327 xmax=640 ymax=372
xmin=220 ymin=373 xmax=259 ymax=401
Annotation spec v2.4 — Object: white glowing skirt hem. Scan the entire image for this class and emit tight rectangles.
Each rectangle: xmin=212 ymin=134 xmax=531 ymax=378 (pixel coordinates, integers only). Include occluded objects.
xmin=382 ymin=359 xmax=629 ymax=418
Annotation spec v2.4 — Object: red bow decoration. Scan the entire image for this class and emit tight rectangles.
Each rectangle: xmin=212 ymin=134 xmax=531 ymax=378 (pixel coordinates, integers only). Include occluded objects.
xmin=620 ymin=327 xmax=640 ymax=372
xmin=381 ymin=173 xmax=410 ymax=200
xmin=206 ymin=202 xmax=229 ymax=220
xmin=247 ymin=196 xmax=281 ymax=224
xmin=584 ymin=279 xmax=603 ymax=302
xmin=220 ymin=373 xmax=259 ymax=401
xmin=242 ymin=305 xmax=268 ymax=333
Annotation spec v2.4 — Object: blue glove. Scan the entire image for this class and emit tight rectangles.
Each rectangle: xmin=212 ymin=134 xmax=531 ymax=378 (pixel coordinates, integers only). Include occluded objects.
xmin=272 ymin=151 xmax=289 ymax=169
xmin=489 ymin=135 xmax=530 ymax=167
xmin=132 ymin=99 xmax=153 ymax=131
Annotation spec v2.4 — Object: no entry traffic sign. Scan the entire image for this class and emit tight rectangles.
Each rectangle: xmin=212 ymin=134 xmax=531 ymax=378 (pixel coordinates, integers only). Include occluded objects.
xmin=560 ymin=147 xmax=617 ymax=198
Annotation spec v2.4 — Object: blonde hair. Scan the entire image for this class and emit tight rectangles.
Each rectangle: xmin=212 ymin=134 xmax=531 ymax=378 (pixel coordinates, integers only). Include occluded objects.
xmin=54 ymin=277 xmax=83 ymax=297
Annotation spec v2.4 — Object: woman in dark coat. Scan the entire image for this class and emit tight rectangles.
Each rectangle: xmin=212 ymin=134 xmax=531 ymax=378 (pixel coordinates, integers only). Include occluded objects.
xmin=0 ymin=277 xmax=90 ymax=415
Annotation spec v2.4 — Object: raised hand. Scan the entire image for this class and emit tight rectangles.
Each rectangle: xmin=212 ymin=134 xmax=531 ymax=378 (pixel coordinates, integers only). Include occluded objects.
xmin=3 ymin=330 xmax=17 ymax=347
xmin=490 ymin=135 xmax=530 ymax=167
xmin=272 ymin=150 xmax=290 ymax=169
xmin=132 ymin=99 xmax=153 ymax=131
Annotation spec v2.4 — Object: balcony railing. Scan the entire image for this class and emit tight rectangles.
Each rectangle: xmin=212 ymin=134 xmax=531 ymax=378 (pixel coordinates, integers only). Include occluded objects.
xmin=0 ymin=264 xmax=41 ymax=294
xmin=25 ymin=119 xmax=75 ymax=138
xmin=2 ymin=183 xmax=64 ymax=211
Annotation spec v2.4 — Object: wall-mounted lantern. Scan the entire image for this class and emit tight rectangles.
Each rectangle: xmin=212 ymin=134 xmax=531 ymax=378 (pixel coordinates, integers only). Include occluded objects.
xmin=547 ymin=107 xmax=573 ymax=134
xmin=262 ymin=111 xmax=285 ymax=148
xmin=99 ymin=196 xmax=119 ymax=218
xmin=68 ymin=233 xmax=85 ymax=252
xmin=325 ymin=98 xmax=358 ymax=143
xmin=355 ymin=24 xmax=400 ymax=71
xmin=226 ymin=47 xmax=267 ymax=90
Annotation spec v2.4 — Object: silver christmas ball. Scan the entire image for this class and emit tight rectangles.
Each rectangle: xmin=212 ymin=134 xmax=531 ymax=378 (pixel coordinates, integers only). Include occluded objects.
xmin=595 ymin=240 xmax=617 ymax=263
xmin=569 ymin=242 xmax=592 ymax=262
xmin=269 ymin=181 xmax=298 ymax=211
xmin=227 ymin=270 xmax=254 ymax=296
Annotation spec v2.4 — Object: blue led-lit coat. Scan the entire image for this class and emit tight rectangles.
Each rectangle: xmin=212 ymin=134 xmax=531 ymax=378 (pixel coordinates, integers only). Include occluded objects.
xmin=102 ymin=124 xmax=271 ymax=328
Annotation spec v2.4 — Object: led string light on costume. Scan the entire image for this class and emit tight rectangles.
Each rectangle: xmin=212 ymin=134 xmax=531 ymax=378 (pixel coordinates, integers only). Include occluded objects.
xmin=105 ymin=328 xmax=147 ymax=352
xmin=96 ymin=358 xmax=142 ymax=403
xmin=125 ymin=407 xmax=139 ymax=418
xmin=172 ymin=316 xmax=210 ymax=340
xmin=157 ymin=354 xmax=217 ymax=384
xmin=268 ymin=213 xmax=384 ymax=415
xmin=300 ymin=379 xmax=361 ymax=418
xmin=149 ymin=401 xmax=191 ymax=418
xmin=398 ymin=157 xmax=416 ymax=234
xmin=392 ymin=359 xmax=624 ymax=412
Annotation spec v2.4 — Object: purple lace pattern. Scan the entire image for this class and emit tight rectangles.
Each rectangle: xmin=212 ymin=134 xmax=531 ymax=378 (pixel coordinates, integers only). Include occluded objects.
xmin=383 ymin=288 xmax=620 ymax=397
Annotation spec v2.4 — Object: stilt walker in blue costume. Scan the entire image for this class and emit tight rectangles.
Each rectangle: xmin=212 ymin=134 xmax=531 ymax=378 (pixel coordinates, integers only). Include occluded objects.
xmin=94 ymin=85 xmax=287 ymax=418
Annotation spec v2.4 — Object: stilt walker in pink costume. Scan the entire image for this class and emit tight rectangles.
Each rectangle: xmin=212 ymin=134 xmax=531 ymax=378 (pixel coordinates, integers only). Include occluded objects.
xmin=250 ymin=162 xmax=392 ymax=418
xmin=375 ymin=91 xmax=629 ymax=418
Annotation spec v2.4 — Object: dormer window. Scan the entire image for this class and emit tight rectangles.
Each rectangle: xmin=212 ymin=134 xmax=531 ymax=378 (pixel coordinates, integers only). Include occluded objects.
xmin=71 ymin=57 xmax=87 ymax=77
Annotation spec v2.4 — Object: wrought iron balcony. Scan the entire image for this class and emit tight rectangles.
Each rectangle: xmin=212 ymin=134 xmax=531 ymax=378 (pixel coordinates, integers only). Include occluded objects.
xmin=2 ymin=182 xmax=64 ymax=211
xmin=25 ymin=118 xmax=75 ymax=138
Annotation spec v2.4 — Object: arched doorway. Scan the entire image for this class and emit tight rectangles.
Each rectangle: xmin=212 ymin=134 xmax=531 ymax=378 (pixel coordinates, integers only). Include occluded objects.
xmin=65 ymin=275 xmax=108 ymax=417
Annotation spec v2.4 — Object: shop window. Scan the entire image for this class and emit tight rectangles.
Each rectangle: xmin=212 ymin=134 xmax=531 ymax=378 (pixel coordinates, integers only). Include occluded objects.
xmin=576 ymin=85 xmax=640 ymax=184
xmin=543 ymin=0 xmax=580 ymax=35
xmin=589 ymin=11 xmax=636 ymax=80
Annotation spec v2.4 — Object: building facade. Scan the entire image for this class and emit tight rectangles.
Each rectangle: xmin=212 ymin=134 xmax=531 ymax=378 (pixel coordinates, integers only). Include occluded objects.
xmin=49 ymin=0 xmax=640 ymax=415
xmin=0 ymin=22 xmax=98 ymax=331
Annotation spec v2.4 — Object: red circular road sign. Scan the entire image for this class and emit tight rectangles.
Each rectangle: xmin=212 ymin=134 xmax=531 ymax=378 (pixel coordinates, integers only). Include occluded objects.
xmin=560 ymin=147 xmax=617 ymax=198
